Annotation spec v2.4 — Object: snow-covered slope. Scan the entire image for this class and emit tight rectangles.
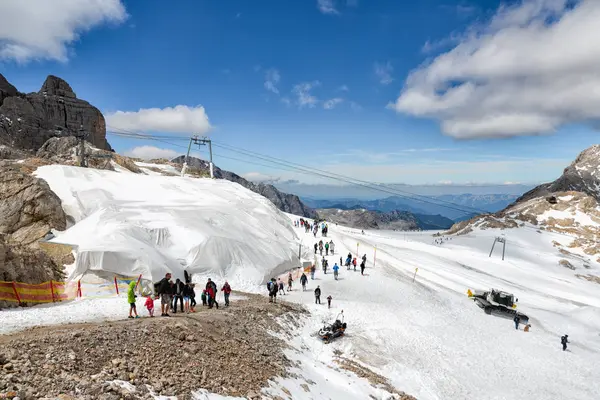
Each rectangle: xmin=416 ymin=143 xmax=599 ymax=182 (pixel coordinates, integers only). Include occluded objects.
xmin=282 ymin=219 xmax=600 ymax=400
xmin=34 ymin=165 xmax=300 ymax=288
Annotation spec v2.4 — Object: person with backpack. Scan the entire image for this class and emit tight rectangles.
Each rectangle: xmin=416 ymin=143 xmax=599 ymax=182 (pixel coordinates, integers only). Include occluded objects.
xmin=221 ymin=281 xmax=232 ymax=307
xmin=360 ymin=259 xmax=366 ymax=276
xmin=300 ymin=273 xmax=308 ymax=291
xmin=314 ymin=286 xmax=321 ymax=304
xmin=172 ymin=278 xmax=185 ymax=314
xmin=267 ymin=279 xmax=275 ymax=303
xmin=346 ymin=256 xmax=352 ymax=270
xmin=352 ymin=257 xmax=357 ymax=271
xmin=310 ymin=264 xmax=316 ymax=280
xmin=362 ymin=254 xmax=367 ymax=266
xmin=201 ymin=289 xmax=208 ymax=306
xmin=561 ymin=334 xmax=569 ymax=351
xmin=323 ymin=259 xmax=328 ymax=274
xmin=319 ymin=242 xmax=324 ymax=255
xmin=157 ymin=272 xmax=172 ymax=317
xmin=330 ymin=241 xmax=335 ymax=255
xmin=333 ymin=263 xmax=340 ymax=280
xmin=325 ymin=242 xmax=329 ymax=256
xmin=206 ymin=278 xmax=218 ymax=309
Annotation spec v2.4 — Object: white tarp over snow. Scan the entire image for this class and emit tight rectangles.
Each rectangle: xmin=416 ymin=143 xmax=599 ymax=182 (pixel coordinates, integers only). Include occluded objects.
xmin=34 ymin=165 xmax=300 ymax=288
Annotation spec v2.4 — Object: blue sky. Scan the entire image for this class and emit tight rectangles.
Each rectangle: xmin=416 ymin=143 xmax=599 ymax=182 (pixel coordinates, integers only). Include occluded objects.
xmin=1 ymin=0 xmax=599 ymax=192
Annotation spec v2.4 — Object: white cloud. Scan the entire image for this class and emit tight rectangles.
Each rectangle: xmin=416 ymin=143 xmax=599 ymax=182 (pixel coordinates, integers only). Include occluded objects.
xmin=292 ymin=81 xmax=321 ymax=108
xmin=391 ymin=0 xmax=600 ymax=139
xmin=242 ymin=172 xmax=280 ymax=184
xmin=264 ymin=69 xmax=281 ymax=94
xmin=374 ymin=62 xmax=394 ymax=85
xmin=317 ymin=0 xmax=338 ymax=14
xmin=349 ymin=101 xmax=362 ymax=111
xmin=0 ymin=0 xmax=127 ymax=62
xmin=323 ymin=98 xmax=344 ymax=110
xmin=124 ymin=146 xmax=178 ymax=161
xmin=338 ymin=85 xmax=350 ymax=92
xmin=105 ymin=105 xmax=211 ymax=134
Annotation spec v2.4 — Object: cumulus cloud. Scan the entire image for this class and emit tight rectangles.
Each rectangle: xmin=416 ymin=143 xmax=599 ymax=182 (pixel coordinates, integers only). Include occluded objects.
xmin=391 ymin=0 xmax=600 ymax=139
xmin=292 ymin=81 xmax=321 ymax=108
xmin=317 ymin=0 xmax=338 ymax=14
xmin=124 ymin=146 xmax=178 ymax=161
xmin=374 ymin=62 xmax=394 ymax=85
xmin=323 ymin=98 xmax=344 ymax=110
xmin=264 ymin=69 xmax=281 ymax=94
xmin=0 ymin=0 xmax=127 ymax=62
xmin=105 ymin=105 xmax=211 ymax=134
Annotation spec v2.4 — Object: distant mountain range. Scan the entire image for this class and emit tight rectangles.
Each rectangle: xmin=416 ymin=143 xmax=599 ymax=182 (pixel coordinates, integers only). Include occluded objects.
xmin=303 ymin=194 xmax=519 ymax=221
xmin=316 ymin=208 xmax=455 ymax=231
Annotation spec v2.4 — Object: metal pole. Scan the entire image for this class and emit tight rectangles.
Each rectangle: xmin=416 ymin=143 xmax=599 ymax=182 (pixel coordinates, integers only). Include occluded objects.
xmin=489 ymin=238 xmax=497 ymax=258
xmin=502 ymin=239 xmax=506 ymax=261
xmin=298 ymin=243 xmax=301 ymax=260
xmin=373 ymin=246 xmax=377 ymax=268
xmin=181 ymin=136 xmax=195 ymax=177
xmin=412 ymin=268 xmax=418 ymax=283
xmin=208 ymin=139 xmax=214 ymax=179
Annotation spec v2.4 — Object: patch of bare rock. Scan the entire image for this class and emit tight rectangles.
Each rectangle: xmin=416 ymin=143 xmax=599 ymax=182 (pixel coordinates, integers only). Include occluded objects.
xmin=0 ymin=295 xmax=307 ymax=400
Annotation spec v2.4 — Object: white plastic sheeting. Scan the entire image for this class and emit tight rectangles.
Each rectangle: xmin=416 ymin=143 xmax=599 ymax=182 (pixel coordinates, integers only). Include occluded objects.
xmin=34 ymin=165 xmax=300 ymax=289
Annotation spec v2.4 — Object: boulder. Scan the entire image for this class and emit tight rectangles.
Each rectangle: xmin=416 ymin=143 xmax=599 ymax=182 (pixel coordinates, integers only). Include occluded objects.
xmin=0 ymin=234 xmax=64 ymax=308
xmin=0 ymin=73 xmax=111 ymax=151
xmin=0 ymin=162 xmax=66 ymax=247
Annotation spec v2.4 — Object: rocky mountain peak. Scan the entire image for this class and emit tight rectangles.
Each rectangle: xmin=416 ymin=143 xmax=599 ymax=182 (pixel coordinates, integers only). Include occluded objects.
xmin=0 ymin=74 xmax=18 ymax=97
xmin=39 ymin=75 xmax=77 ymax=98
xmin=515 ymin=144 xmax=600 ymax=204
xmin=0 ymin=73 xmax=110 ymax=151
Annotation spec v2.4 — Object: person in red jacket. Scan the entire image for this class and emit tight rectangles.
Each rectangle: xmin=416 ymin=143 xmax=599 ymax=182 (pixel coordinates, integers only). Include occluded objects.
xmin=221 ymin=281 xmax=232 ymax=307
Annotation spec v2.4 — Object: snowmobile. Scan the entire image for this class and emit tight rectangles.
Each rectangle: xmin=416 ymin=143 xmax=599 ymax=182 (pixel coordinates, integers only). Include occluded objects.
xmin=318 ymin=311 xmax=347 ymax=342
xmin=468 ymin=288 xmax=529 ymax=324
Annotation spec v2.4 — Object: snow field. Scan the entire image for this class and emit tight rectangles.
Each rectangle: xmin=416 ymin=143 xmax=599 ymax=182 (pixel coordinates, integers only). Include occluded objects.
xmin=281 ymin=218 xmax=600 ymax=400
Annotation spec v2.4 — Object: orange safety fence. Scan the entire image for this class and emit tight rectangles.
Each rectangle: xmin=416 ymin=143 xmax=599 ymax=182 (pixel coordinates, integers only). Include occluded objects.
xmin=0 ymin=274 xmax=142 ymax=304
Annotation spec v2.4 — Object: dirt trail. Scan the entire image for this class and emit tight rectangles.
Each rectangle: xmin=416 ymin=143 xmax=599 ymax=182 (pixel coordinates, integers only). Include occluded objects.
xmin=0 ymin=294 xmax=306 ymax=400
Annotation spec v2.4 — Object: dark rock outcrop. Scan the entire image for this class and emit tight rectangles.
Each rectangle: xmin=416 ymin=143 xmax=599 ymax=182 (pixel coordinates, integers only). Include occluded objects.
xmin=0 ymin=73 xmax=111 ymax=151
xmin=316 ymin=208 xmax=421 ymax=230
xmin=0 ymin=162 xmax=67 ymax=247
xmin=171 ymin=155 xmax=317 ymax=218
xmin=515 ymin=145 xmax=600 ymax=204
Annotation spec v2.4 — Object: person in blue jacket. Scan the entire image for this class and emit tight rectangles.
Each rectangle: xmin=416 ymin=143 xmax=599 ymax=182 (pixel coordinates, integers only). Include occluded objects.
xmin=333 ymin=263 xmax=340 ymax=280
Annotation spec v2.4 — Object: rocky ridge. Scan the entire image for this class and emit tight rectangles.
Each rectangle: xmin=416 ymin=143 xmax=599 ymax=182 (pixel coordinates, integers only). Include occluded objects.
xmin=171 ymin=155 xmax=317 ymax=219
xmin=516 ymin=145 xmax=600 ymax=203
xmin=0 ymin=74 xmax=111 ymax=151
xmin=317 ymin=208 xmax=421 ymax=231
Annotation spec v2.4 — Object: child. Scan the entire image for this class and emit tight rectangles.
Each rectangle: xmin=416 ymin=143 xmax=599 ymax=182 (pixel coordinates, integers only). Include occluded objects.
xmin=327 ymin=295 xmax=332 ymax=309
xmin=127 ymin=281 xmax=139 ymax=319
xmin=189 ymin=284 xmax=197 ymax=312
xmin=201 ymin=289 xmax=207 ymax=306
xmin=145 ymin=295 xmax=155 ymax=317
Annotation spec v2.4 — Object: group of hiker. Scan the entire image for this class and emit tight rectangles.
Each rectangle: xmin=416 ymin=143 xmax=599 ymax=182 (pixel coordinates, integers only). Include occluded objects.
xmin=133 ymin=272 xmax=232 ymax=317
xmin=267 ymin=271 xmax=296 ymax=302
xmin=314 ymin=240 xmax=335 ymax=256
xmin=266 ymin=271 xmax=335 ymax=309
xmin=342 ymin=252 xmax=367 ymax=275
